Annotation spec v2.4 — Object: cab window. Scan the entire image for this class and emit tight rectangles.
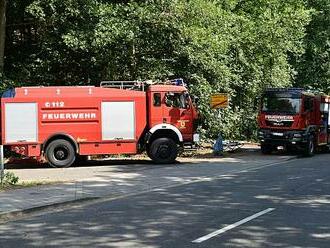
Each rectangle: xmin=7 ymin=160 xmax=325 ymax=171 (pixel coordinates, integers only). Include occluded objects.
xmin=165 ymin=92 xmax=189 ymax=109
xmin=153 ymin=93 xmax=161 ymax=107
xmin=304 ymin=97 xmax=313 ymax=112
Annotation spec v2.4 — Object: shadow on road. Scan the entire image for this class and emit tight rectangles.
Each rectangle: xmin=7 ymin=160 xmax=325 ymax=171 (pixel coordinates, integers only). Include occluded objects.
xmin=0 ymin=155 xmax=330 ymax=247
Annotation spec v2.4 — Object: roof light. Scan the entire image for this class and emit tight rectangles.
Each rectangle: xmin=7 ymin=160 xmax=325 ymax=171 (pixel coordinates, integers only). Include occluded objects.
xmin=170 ymin=78 xmax=186 ymax=87
xmin=265 ymin=88 xmax=304 ymax=92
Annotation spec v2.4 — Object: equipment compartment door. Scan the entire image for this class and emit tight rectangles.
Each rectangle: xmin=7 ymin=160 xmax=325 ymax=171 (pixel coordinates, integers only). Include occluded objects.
xmin=5 ymin=102 xmax=38 ymax=143
xmin=101 ymin=102 xmax=135 ymax=140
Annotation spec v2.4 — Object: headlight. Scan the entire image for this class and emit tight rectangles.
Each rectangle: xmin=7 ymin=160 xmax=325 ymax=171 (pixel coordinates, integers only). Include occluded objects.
xmin=258 ymin=131 xmax=264 ymax=135
xmin=293 ymin=133 xmax=302 ymax=138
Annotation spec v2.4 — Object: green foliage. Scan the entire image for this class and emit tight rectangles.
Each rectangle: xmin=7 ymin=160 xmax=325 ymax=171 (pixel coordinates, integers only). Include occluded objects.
xmin=2 ymin=0 xmax=326 ymax=140
xmin=179 ymin=0 xmax=311 ymax=139
xmin=1 ymin=171 xmax=19 ymax=186
xmin=294 ymin=0 xmax=330 ymax=91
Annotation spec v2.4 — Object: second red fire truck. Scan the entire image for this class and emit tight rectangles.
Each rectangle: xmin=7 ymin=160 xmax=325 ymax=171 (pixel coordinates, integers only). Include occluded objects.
xmin=258 ymin=88 xmax=330 ymax=156
xmin=0 ymin=79 xmax=199 ymax=167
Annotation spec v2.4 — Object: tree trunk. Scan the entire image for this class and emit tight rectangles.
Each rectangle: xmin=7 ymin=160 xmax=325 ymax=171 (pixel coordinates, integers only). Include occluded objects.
xmin=0 ymin=0 xmax=6 ymax=74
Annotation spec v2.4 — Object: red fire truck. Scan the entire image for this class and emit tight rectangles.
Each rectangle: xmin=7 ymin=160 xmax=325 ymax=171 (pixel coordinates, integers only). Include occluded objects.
xmin=258 ymin=88 xmax=330 ymax=156
xmin=0 ymin=80 xmax=199 ymax=167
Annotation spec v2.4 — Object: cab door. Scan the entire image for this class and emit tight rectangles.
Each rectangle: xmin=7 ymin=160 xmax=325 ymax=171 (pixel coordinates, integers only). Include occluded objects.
xmin=319 ymin=102 xmax=330 ymax=145
xmin=162 ymin=91 xmax=193 ymax=141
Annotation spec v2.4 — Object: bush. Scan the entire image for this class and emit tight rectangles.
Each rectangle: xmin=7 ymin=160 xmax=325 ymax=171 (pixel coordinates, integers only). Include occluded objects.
xmin=1 ymin=171 xmax=19 ymax=186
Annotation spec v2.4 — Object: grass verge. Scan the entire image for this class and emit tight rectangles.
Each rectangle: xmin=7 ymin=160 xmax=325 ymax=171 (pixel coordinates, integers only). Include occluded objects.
xmin=0 ymin=181 xmax=61 ymax=192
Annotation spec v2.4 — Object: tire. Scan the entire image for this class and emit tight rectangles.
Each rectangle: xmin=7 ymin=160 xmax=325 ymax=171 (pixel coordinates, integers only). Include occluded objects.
xmin=146 ymin=145 xmax=152 ymax=158
xmin=318 ymin=145 xmax=330 ymax=154
xmin=45 ymin=139 xmax=76 ymax=168
xmin=303 ymin=136 xmax=315 ymax=157
xmin=261 ymin=143 xmax=273 ymax=154
xmin=148 ymin=138 xmax=178 ymax=164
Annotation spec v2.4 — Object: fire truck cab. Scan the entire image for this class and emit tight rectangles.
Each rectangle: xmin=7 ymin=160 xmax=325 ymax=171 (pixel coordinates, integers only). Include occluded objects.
xmin=258 ymin=88 xmax=330 ymax=156
xmin=0 ymin=79 xmax=199 ymax=167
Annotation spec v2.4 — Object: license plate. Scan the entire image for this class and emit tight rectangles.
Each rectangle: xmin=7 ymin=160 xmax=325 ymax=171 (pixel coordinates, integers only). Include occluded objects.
xmin=272 ymin=132 xmax=283 ymax=136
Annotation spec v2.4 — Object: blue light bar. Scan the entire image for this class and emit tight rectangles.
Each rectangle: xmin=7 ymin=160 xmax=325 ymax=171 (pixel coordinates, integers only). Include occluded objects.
xmin=170 ymin=78 xmax=186 ymax=87
xmin=265 ymin=88 xmax=304 ymax=92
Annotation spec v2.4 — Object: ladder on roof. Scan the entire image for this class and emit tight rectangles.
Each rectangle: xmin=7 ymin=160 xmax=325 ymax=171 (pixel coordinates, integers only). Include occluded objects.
xmin=100 ymin=81 xmax=146 ymax=91
xmin=100 ymin=78 xmax=186 ymax=91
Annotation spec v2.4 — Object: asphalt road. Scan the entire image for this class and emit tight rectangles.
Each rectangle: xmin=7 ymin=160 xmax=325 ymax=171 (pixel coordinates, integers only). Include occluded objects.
xmin=1 ymin=154 xmax=330 ymax=248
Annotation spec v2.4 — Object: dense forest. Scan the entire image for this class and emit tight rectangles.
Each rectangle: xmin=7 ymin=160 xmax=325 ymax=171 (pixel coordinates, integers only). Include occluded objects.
xmin=0 ymin=0 xmax=329 ymax=140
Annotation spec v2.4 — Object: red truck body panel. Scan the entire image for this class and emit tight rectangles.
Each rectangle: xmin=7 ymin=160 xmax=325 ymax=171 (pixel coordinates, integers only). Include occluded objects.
xmin=1 ymin=86 xmax=147 ymax=157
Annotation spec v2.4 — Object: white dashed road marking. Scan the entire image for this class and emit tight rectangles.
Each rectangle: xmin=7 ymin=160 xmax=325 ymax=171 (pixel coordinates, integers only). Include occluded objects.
xmin=192 ymin=208 xmax=275 ymax=243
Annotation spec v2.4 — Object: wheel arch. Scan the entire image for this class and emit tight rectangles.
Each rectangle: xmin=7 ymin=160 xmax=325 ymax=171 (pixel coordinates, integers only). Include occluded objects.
xmin=147 ymin=124 xmax=183 ymax=145
xmin=306 ymin=125 xmax=317 ymax=136
xmin=42 ymin=133 xmax=79 ymax=153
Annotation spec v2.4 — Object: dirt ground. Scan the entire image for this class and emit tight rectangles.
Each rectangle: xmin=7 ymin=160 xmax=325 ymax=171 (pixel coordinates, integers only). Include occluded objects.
xmin=5 ymin=141 xmax=260 ymax=168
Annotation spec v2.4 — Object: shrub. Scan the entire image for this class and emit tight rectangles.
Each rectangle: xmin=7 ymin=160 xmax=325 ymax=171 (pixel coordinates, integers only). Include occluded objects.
xmin=1 ymin=171 xmax=19 ymax=186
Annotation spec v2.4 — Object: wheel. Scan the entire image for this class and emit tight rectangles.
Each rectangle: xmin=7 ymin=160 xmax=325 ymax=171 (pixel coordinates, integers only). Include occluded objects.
xmin=148 ymin=138 xmax=178 ymax=164
xmin=303 ymin=136 xmax=315 ymax=157
xmin=261 ymin=143 xmax=273 ymax=154
xmin=146 ymin=145 xmax=152 ymax=158
xmin=45 ymin=139 xmax=76 ymax=168
xmin=318 ymin=145 xmax=330 ymax=153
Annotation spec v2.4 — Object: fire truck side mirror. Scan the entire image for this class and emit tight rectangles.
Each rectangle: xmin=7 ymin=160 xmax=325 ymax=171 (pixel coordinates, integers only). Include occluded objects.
xmin=192 ymin=95 xmax=199 ymax=105
xmin=165 ymin=93 xmax=174 ymax=107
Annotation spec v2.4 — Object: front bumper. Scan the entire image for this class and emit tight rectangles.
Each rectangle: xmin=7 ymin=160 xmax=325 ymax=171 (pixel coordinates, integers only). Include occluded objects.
xmin=258 ymin=129 xmax=308 ymax=147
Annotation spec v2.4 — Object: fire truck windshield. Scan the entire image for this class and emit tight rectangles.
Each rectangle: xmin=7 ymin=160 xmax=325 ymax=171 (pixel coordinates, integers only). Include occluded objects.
xmin=262 ymin=96 xmax=301 ymax=114
xmin=165 ymin=92 xmax=190 ymax=109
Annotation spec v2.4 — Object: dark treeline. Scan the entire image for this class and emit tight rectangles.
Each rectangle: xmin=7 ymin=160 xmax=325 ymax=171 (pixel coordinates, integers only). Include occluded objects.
xmin=1 ymin=0 xmax=329 ymax=140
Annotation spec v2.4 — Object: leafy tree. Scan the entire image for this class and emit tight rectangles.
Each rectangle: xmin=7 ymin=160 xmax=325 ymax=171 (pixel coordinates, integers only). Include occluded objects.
xmin=0 ymin=0 xmax=6 ymax=74
xmin=2 ymin=0 xmax=315 ymax=140
xmin=181 ymin=0 xmax=311 ymax=139
xmin=294 ymin=0 xmax=330 ymax=92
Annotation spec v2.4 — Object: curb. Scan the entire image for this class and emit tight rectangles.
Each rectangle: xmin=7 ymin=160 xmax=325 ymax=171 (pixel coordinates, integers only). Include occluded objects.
xmin=0 ymin=196 xmax=100 ymax=223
